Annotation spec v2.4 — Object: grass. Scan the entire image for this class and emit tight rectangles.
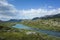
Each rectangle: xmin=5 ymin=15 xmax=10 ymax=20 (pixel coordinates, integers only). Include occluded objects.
xmin=0 ymin=31 xmax=60 ymax=40
xmin=0 ymin=20 xmax=60 ymax=40
xmin=20 ymin=18 xmax=60 ymax=32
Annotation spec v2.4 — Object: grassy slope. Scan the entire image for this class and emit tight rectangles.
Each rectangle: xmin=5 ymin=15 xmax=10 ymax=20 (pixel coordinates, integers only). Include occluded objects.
xmin=0 ymin=32 xmax=60 ymax=40
xmin=0 ymin=21 xmax=60 ymax=40
xmin=20 ymin=18 xmax=60 ymax=32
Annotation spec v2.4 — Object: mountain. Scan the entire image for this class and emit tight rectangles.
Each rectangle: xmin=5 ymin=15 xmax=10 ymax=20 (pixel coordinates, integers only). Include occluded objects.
xmin=7 ymin=19 xmax=22 ymax=22
xmin=21 ymin=13 xmax=60 ymax=32
xmin=32 ymin=13 xmax=60 ymax=20
xmin=0 ymin=20 xmax=5 ymax=22
xmin=0 ymin=20 xmax=2 ymax=22
xmin=32 ymin=17 xmax=40 ymax=20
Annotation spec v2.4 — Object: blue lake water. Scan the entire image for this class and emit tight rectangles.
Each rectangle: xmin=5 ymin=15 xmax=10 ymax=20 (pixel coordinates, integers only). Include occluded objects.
xmin=13 ymin=24 xmax=60 ymax=37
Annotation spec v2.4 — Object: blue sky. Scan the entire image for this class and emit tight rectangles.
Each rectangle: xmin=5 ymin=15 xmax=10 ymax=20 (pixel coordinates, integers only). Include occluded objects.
xmin=8 ymin=0 xmax=60 ymax=9
xmin=9 ymin=0 xmax=60 ymax=9
xmin=0 ymin=0 xmax=60 ymax=21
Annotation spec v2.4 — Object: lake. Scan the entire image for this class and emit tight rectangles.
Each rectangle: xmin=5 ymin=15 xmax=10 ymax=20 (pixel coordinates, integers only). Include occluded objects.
xmin=13 ymin=24 xmax=60 ymax=37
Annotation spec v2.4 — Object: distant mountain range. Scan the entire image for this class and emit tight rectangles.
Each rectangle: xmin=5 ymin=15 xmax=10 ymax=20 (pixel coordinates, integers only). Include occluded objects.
xmin=0 ymin=13 xmax=60 ymax=22
xmin=7 ymin=19 xmax=22 ymax=22
xmin=0 ymin=20 xmax=3 ymax=22
xmin=32 ymin=13 xmax=60 ymax=20
xmin=0 ymin=19 xmax=22 ymax=22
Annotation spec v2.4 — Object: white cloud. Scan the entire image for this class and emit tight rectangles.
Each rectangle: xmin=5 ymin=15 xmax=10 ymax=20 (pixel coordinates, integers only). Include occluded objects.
xmin=0 ymin=0 xmax=19 ymax=20
xmin=19 ymin=8 xmax=60 ymax=19
xmin=0 ymin=0 xmax=60 ymax=21
xmin=19 ymin=9 xmax=47 ymax=19
xmin=48 ymin=6 xmax=53 ymax=8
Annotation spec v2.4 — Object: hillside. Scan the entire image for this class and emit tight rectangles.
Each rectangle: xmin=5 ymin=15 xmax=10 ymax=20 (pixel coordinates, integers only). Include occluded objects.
xmin=32 ymin=13 xmax=60 ymax=20
xmin=1 ymin=22 xmax=60 ymax=40
xmin=21 ymin=13 xmax=60 ymax=32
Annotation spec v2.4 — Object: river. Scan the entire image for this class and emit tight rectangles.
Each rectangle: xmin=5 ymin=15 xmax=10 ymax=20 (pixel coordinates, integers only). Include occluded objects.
xmin=13 ymin=24 xmax=60 ymax=37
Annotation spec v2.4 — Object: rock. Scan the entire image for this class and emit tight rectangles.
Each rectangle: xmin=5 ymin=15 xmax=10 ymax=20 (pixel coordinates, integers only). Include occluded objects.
xmin=26 ymin=31 xmax=36 ymax=35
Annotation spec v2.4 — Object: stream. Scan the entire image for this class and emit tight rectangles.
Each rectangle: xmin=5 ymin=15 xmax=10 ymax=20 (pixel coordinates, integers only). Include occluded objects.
xmin=13 ymin=24 xmax=60 ymax=37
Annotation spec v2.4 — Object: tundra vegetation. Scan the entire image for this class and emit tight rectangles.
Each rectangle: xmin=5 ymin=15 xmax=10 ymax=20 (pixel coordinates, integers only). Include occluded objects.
xmin=20 ymin=18 xmax=60 ymax=32
xmin=0 ymin=20 xmax=60 ymax=40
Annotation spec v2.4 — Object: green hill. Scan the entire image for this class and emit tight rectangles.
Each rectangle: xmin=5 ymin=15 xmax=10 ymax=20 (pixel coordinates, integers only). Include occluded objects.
xmin=0 ymin=21 xmax=60 ymax=40
xmin=20 ymin=14 xmax=60 ymax=32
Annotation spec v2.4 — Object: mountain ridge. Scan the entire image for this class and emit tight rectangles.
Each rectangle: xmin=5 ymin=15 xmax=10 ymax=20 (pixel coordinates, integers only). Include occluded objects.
xmin=32 ymin=13 xmax=60 ymax=20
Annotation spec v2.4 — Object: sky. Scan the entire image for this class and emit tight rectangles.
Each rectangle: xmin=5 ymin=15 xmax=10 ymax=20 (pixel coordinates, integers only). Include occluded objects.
xmin=0 ymin=0 xmax=60 ymax=21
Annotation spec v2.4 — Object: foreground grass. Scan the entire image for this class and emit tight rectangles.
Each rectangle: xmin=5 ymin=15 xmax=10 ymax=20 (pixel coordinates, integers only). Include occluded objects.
xmin=0 ymin=31 xmax=60 ymax=40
